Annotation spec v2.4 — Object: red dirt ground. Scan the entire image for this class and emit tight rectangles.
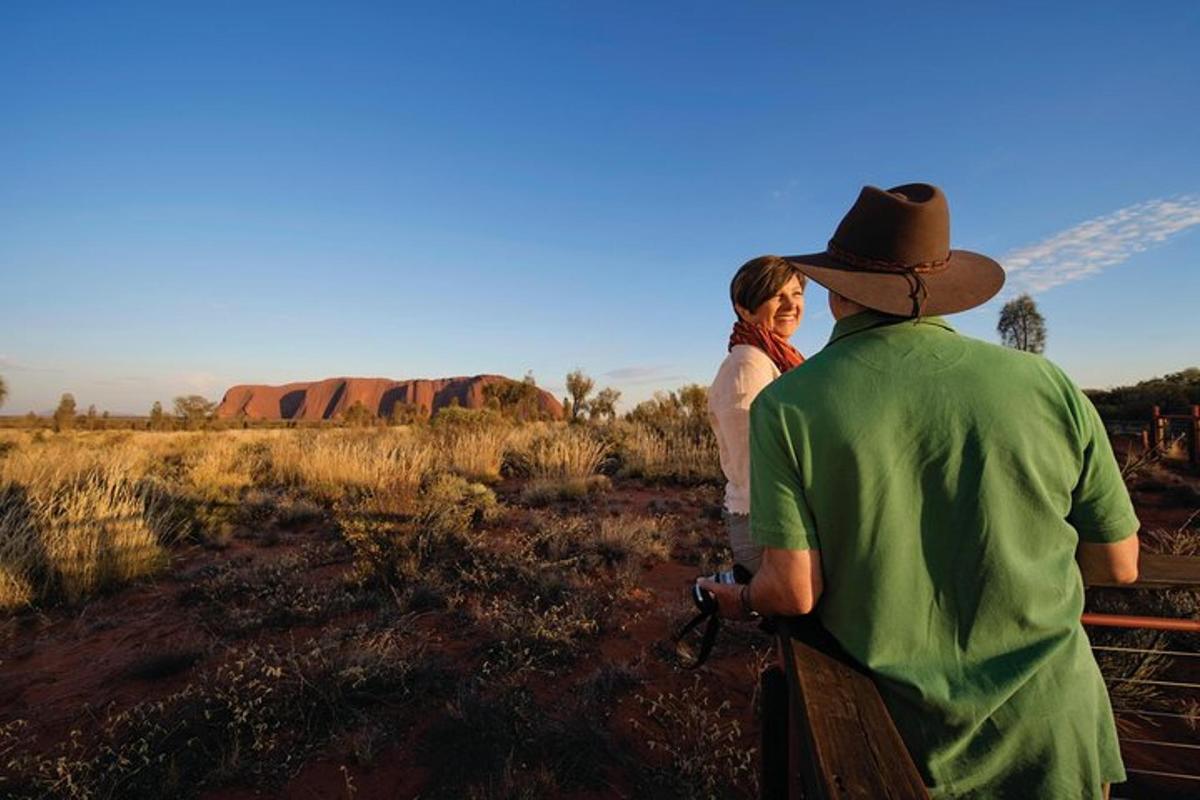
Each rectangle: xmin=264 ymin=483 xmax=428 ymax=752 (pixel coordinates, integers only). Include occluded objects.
xmin=3 ymin=465 xmax=1198 ymax=799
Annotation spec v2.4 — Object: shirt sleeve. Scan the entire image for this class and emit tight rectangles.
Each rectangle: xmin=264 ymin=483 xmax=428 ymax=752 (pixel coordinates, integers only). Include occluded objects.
xmin=711 ymin=351 xmax=777 ymax=496
xmin=1067 ymin=386 xmax=1140 ymax=543
xmin=749 ymin=389 xmax=820 ymax=550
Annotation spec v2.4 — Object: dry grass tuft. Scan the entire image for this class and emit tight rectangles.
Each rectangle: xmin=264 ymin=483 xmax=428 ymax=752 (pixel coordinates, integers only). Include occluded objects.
xmin=0 ymin=443 xmax=183 ymax=609
xmin=268 ymin=430 xmax=433 ymax=502
xmin=632 ymin=676 xmax=758 ymax=799
xmin=612 ymin=422 xmax=722 ymax=485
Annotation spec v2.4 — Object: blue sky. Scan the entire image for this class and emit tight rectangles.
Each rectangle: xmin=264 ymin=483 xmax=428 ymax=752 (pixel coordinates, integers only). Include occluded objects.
xmin=2 ymin=2 xmax=1198 ymax=414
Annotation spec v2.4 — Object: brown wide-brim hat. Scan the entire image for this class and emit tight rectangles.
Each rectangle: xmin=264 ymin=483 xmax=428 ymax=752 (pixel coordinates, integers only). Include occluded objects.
xmin=785 ymin=183 xmax=1005 ymax=317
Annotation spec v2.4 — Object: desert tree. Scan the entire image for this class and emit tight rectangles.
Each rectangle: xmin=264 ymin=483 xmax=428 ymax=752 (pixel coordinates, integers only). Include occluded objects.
xmin=341 ymin=400 xmax=376 ymax=428
xmin=174 ymin=395 xmax=216 ymax=430
xmin=483 ymin=373 xmax=543 ymax=421
xmin=149 ymin=401 xmax=167 ymax=431
xmin=390 ymin=401 xmax=424 ymax=426
xmin=53 ymin=393 xmax=77 ymax=432
xmin=997 ymin=294 xmax=1047 ymax=354
xmin=565 ymin=369 xmax=594 ymax=423
xmin=626 ymin=383 xmax=711 ymax=440
xmin=0 ymin=374 xmax=6 ymax=409
xmin=589 ymin=387 xmax=621 ymax=423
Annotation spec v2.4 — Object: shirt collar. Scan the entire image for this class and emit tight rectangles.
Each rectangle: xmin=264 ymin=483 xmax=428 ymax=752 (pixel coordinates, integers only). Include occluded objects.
xmin=828 ymin=309 xmax=956 ymax=346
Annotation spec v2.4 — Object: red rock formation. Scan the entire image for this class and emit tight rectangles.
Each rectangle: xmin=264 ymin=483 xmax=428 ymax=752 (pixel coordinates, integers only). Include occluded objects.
xmin=215 ymin=375 xmax=562 ymax=421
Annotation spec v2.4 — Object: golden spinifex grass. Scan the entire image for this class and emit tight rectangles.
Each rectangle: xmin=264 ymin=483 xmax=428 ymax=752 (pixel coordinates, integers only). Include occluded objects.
xmin=0 ymin=421 xmax=723 ymax=610
xmin=613 ymin=422 xmax=723 ymax=484
xmin=524 ymin=427 xmax=608 ymax=480
xmin=0 ymin=440 xmax=177 ymax=609
xmin=267 ymin=429 xmax=434 ymax=501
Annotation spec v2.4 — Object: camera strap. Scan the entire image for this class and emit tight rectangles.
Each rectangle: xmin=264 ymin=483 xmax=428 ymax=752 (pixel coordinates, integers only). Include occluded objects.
xmin=673 ymin=608 xmax=720 ymax=668
xmin=673 ymin=583 xmax=721 ymax=669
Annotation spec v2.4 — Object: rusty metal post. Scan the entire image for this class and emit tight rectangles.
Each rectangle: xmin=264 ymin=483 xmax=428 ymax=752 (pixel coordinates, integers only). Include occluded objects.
xmin=1150 ymin=405 xmax=1162 ymax=450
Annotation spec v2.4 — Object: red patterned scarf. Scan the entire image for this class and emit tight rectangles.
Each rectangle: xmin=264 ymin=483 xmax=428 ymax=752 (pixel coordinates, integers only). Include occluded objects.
xmin=728 ymin=320 xmax=805 ymax=374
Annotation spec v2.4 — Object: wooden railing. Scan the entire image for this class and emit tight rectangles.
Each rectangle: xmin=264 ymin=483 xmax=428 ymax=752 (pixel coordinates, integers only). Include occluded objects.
xmin=761 ymin=616 xmax=928 ymax=799
xmin=761 ymin=554 xmax=1200 ymax=799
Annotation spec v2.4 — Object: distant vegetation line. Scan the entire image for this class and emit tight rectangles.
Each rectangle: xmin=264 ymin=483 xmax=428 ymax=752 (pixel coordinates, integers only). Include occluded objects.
xmin=1085 ymin=368 xmax=1200 ymax=420
xmin=0 ymin=368 xmax=1196 ymax=430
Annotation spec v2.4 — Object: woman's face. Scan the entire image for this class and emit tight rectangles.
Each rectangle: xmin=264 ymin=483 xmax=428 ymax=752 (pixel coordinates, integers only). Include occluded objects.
xmin=739 ymin=276 xmax=805 ymax=339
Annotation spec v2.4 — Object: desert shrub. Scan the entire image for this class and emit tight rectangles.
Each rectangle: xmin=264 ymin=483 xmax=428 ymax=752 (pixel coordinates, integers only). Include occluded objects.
xmin=592 ymin=513 xmax=672 ymax=581
xmin=608 ymin=421 xmax=721 ymax=485
xmin=0 ymin=633 xmax=446 ymax=798
xmin=419 ymin=472 xmax=500 ymax=533
xmin=0 ymin=443 xmax=184 ymax=609
xmin=1087 ymin=368 xmax=1200 ymax=419
xmin=530 ymin=512 xmax=670 ymax=579
xmin=519 ymin=475 xmax=611 ymax=506
xmin=511 ymin=427 xmax=612 ymax=506
xmin=183 ymin=436 xmax=257 ymax=503
xmin=438 ymin=427 xmax=511 ymax=482
xmin=475 ymin=593 xmax=605 ymax=676
xmin=1142 ymin=522 xmax=1200 ymax=556
xmin=338 ymin=473 xmax=497 ymax=594
xmin=274 ymin=496 xmax=325 ymax=526
xmin=267 ymin=430 xmax=433 ymax=502
xmin=180 ymin=552 xmax=372 ymax=636
xmin=632 ymin=676 xmax=758 ymax=800
xmin=517 ymin=426 xmax=608 ymax=480
xmin=421 ymin=683 xmax=618 ymax=799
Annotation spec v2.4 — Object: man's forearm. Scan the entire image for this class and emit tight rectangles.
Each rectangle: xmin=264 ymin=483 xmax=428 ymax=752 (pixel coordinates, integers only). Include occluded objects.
xmin=1076 ymin=532 xmax=1140 ymax=586
xmin=747 ymin=548 xmax=822 ymax=616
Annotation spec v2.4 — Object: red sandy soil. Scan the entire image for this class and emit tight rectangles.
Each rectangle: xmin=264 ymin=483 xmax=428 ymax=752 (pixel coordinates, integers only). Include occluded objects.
xmin=0 ymin=480 xmax=763 ymax=799
xmin=215 ymin=375 xmax=563 ymax=422
xmin=2 ymin=468 xmax=1197 ymax=800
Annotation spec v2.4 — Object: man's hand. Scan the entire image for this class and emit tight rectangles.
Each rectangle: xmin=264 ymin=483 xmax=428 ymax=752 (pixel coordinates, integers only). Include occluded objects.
xmin=697 ymin=578 xmax=754 ymax=620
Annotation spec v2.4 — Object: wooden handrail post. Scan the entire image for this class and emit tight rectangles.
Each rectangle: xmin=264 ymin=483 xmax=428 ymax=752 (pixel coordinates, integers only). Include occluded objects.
xmin=1191 ymin=405 xmax=1199 ymax=466
xmin=769 ymin=617 xmax=929 ymax=799
xmin=1150 ymin=405 xmax=1162 ymax=450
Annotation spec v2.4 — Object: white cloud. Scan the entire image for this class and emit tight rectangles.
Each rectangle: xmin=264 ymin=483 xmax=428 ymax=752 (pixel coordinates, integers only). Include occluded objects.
xmin=604 ymin=365 xmax=687 ymax=384
xmin=172 ymin=371 xmax=226 ymax=395
xmin=1000 ymin=195 xmax=1200 ymax=295
xmin=0 ymin=355 xmax=60 ymax=373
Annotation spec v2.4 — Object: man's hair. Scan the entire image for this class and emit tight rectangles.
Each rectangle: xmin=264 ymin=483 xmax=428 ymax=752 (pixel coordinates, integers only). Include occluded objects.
xmin=730 ymin=255 xmax=806 ymax=315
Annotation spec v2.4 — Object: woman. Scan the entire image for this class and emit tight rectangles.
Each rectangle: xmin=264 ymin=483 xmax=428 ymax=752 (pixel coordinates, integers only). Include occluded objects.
xmin=708 ymin=255 xmax=806 ymax=576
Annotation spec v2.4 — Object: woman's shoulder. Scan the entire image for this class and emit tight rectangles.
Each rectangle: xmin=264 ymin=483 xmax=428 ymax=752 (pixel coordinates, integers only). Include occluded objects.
xmin=724 ymin=344 xmax=777 ymax=372
xmin=712 ymin=346 xmax=779 ymax=397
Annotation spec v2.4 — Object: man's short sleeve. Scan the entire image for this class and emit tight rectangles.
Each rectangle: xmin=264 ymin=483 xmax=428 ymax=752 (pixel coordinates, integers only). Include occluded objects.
xmin=1067 ymin=388 xmax=1140 ymax=543
xmin=748 ymin=390 xmax=820 ymax=550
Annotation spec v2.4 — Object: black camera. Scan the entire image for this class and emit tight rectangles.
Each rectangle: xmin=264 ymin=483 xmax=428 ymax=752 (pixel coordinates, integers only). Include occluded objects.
xmin=675 ymin=567 xmax=753 ymax=668
xmin=691 ymin=569 xmax=741 ymax=614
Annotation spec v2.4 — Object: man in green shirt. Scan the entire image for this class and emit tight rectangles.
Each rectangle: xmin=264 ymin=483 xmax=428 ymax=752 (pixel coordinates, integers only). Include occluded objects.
xmin=702 ymin=184 xmax=1139 ymax=798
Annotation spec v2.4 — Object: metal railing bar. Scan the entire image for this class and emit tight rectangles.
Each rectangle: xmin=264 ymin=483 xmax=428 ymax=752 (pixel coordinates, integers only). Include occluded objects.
xmin=1113 ymin=707 xmax=1200 ymax=722
xmin=1119 ymin=737 xmax=1200 ymax=751
xmin=1093 ymin=645 xmax=1200 ymax=659
xmin=1124 ymin=768 xmax=1200 ymax=781
xmin=1105 ymin=677 xmax=1200 ymax=689
xmin=1082 ymin=613 xmax=1200 ymax=633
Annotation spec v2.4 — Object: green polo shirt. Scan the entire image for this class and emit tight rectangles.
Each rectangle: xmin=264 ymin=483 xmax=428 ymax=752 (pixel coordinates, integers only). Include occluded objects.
xmin=750 ymin=310 xmax=1138 ymax=799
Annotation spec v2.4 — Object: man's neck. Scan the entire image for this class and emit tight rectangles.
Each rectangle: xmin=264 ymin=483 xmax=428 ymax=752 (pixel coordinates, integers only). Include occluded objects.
xmin=829 ymin=293 xmax=870 ymax=320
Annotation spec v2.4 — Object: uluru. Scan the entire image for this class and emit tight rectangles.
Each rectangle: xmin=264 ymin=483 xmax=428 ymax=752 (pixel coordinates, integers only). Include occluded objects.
xmin=215 ymin=375 xmax=563 ymax=421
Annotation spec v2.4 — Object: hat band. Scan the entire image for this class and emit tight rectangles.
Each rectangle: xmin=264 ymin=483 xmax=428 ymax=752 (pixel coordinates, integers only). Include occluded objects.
xmin=826 ymin=240 xmax=949 ymax=318
xmin=826 ymin=240 xmax=950 ymax=274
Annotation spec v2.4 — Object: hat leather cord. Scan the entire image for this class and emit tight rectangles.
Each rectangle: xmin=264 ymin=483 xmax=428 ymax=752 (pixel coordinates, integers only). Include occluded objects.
xmin=826 ymin=240 xmax=949 ymax=318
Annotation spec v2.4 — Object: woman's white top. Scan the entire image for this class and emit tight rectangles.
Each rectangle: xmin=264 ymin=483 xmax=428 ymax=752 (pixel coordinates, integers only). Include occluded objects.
xmin=707 ymin=344 xmax=780 ymax=515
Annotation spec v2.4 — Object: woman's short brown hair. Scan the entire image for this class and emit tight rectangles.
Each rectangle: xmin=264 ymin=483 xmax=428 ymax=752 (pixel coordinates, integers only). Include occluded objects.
xmin=730 ymin=255 xmax=806 ymax=315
